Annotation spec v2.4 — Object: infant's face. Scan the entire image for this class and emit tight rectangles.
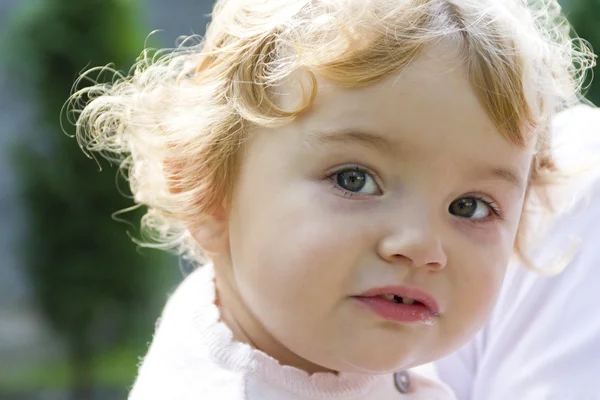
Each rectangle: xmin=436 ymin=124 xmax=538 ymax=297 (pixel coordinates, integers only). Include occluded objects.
xmin=217 ymin=45 xmax=534 ymax=373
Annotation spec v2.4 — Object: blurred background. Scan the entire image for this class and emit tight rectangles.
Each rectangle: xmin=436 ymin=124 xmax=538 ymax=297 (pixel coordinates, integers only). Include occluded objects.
xmin=0 ymin=0 xmax=598 ymax=399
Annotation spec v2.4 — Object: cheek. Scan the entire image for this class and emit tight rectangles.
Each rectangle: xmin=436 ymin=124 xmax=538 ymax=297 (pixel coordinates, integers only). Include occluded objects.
xmin=228 ymin=181 xmax=366 ymax=304
xmin=443 ymin=202 xmax=521 ymax=333
xmin=226 ymin=180 xmax=372 ymax=356
xmin=443 ymin=246 xmax=509 ymax=349
xmin=462 ymin=266 xmax=505 ymax=314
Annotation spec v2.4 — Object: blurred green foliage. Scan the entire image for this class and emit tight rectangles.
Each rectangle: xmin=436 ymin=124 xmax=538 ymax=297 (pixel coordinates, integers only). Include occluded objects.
xmin=567 ymin=0 xmax=600 ymax=104
xmin=6 ymin=0 xmax=178 ymax=398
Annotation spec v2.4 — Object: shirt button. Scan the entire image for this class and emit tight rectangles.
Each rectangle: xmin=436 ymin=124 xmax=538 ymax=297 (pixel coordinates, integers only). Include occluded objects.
xmin=394 ymin=371 xmax=411 ymax=394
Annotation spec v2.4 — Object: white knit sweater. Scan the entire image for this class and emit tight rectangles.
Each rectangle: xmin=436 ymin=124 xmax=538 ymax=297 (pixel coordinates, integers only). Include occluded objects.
xmin=128 ymin=264 xmax=456 ymax=399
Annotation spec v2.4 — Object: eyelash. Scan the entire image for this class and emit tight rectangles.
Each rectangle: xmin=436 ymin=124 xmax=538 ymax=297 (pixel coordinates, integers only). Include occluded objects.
xmin=325 ymin=165 xmax=505 ymax=222
xmin=464 ymin=195 xmax=504 ymax=225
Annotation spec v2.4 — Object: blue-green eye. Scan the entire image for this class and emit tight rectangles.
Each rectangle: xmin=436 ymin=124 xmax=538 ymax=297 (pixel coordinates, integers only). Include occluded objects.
xmin=449 ymin=197 xmax=494 ymax=220
xmin=333 ymin=168 xmax=380 ymax=195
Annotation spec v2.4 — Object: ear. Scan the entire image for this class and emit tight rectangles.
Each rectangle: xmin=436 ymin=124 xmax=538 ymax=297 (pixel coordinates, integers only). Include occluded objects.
xmin=188 ymin=204 xmax=230 ymax=258
xmin=164 ymin=156 xmax=230 ymax=258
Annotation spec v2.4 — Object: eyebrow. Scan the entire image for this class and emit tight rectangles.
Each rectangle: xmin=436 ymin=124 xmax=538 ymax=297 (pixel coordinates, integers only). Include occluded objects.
xmin=479 ymin=167 xmax=525 ymax=190
xmin=308 ymin=128 xmax=525 ymax=190
xmin=308 ymin=129 xmax=407 ymax=157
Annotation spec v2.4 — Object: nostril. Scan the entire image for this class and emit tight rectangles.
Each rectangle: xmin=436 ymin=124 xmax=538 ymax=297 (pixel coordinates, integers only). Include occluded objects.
xmin=388 ymin=254 xmax=445 ymax=271
xmin=377 ymin=235 xmax=447 ymax=269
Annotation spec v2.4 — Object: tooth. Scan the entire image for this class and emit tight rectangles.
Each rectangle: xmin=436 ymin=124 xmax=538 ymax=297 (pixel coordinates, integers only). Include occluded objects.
xmin=402 ymin=297 xmax=415 ymax=305
xmin=381 ymin=294 xmax=395 ymax=301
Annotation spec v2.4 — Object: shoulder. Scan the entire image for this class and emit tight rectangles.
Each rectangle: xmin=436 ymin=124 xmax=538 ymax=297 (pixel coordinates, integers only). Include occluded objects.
xmin=128 ymin=265 xmax=248 ymax=399
xmin=128 ymin=369 xmax=245 ymax=400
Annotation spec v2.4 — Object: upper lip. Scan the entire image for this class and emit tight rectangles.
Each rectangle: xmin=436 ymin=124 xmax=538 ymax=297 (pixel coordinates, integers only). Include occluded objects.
xmin=355 ymin=286 xmax=440 ymax=315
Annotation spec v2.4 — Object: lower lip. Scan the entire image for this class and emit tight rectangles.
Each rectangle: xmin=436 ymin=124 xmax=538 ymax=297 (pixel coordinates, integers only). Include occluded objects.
xmin=353 ymin=296 xmax=438 ymax=323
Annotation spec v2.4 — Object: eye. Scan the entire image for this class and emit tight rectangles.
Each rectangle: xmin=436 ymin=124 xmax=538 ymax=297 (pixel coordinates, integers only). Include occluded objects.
xmin=448 ymin=196 xmax=498 ymax=220
xmin=331 ymin=167 xmax=380 ymax=195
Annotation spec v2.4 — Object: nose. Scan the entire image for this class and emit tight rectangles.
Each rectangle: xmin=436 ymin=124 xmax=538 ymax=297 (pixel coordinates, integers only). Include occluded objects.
xmin=377 ymin=211 xmax=447 ymax=271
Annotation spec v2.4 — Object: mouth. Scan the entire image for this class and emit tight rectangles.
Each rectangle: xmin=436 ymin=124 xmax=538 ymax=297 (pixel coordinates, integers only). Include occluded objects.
xmin=379 ymin=294 xmax=425 ymax=306
xmin=352 ymin=287 xmax=440 ymax=324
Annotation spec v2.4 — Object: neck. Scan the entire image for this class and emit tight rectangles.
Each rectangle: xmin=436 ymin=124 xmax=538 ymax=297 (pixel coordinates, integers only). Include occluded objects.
xmin=212 ymin=260 xmax=336 ymax=375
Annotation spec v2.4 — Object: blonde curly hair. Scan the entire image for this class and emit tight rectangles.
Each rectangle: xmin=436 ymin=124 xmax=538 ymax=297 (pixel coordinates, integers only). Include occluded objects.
xmin=68 ymin=0 xmax=594 ymax=267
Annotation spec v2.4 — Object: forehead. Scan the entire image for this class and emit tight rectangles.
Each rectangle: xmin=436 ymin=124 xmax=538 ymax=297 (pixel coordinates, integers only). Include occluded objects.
xmin=283 ymin=44 xmax=534 ymax=180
